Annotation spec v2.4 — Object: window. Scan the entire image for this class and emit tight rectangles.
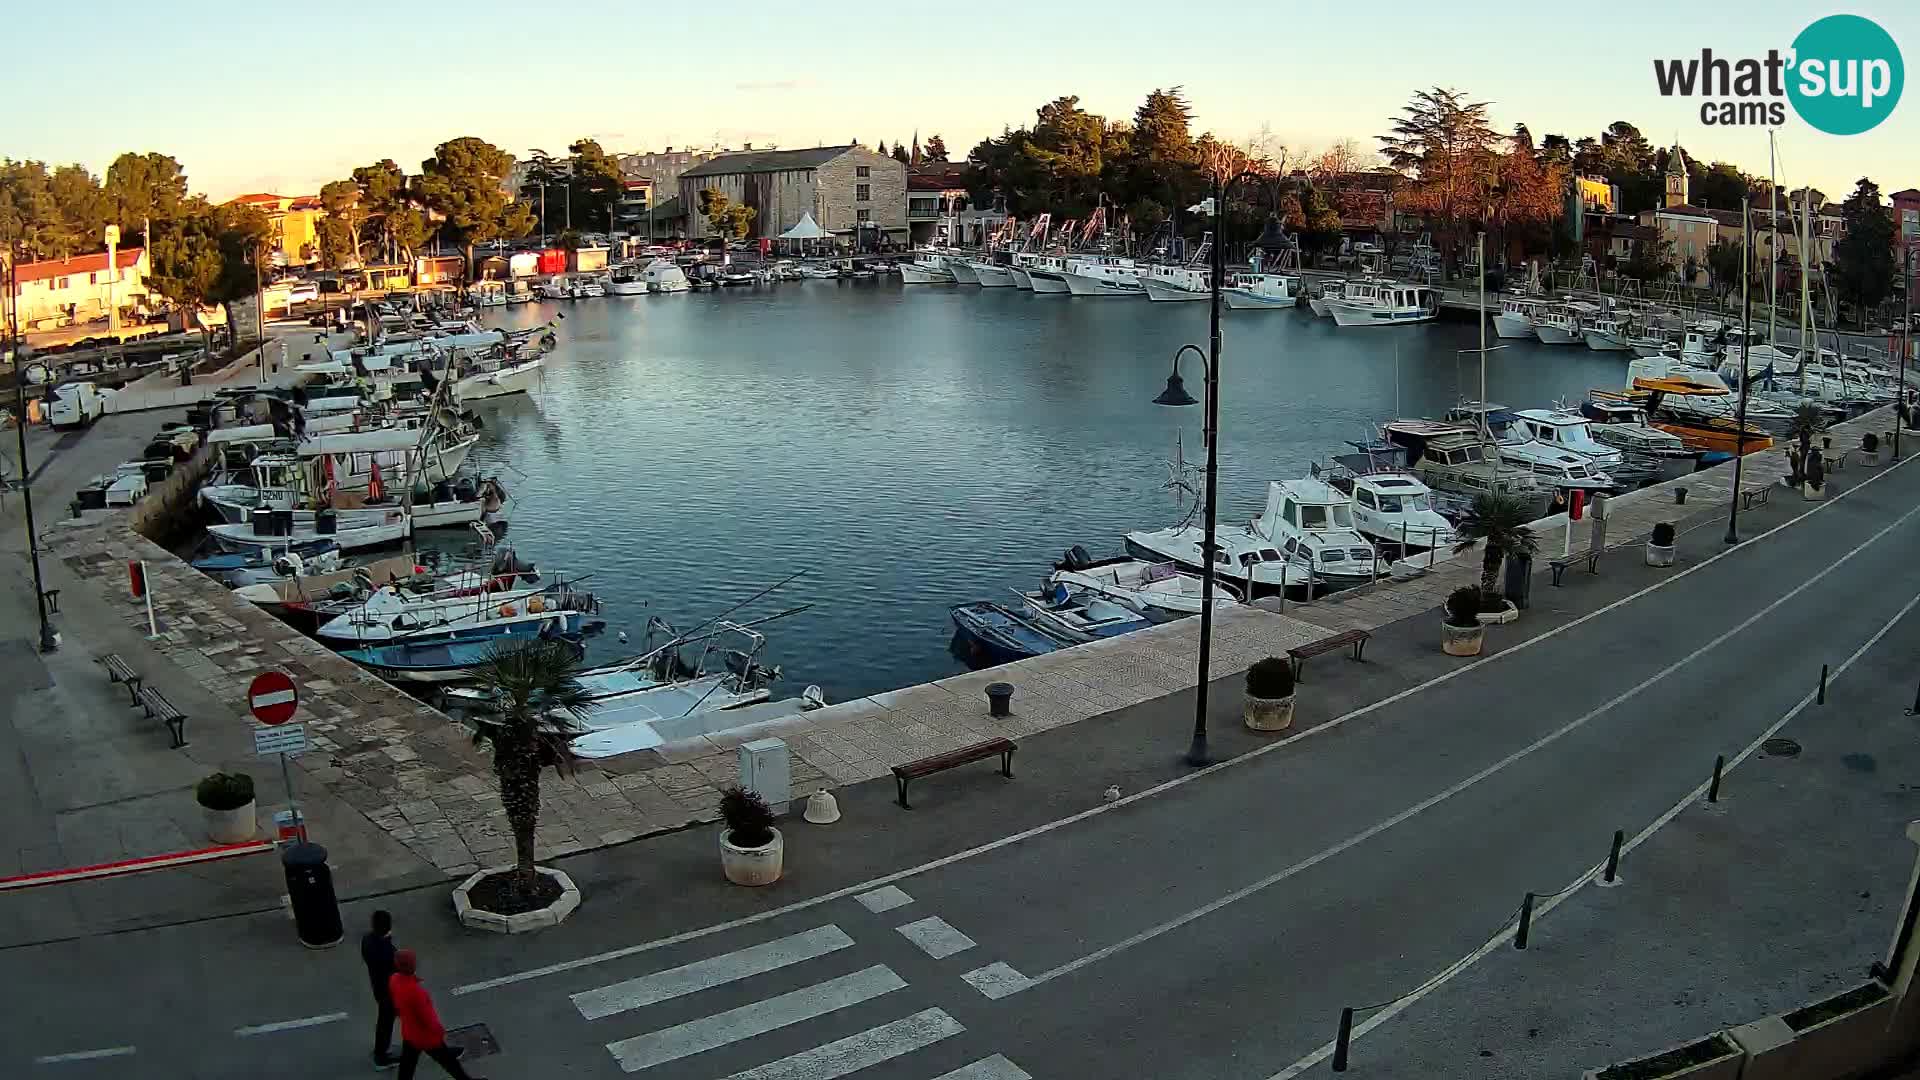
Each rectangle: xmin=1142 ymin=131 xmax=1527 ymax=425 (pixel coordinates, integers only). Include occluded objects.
xmin=1300 ymin=504 xmax=1328 ymax=529
xmin=88 ymin=272 xmax=98 ymax=284
xmin=55 ymin=276 xmax=68 ymax=289
xmin=857 ymin=209 xmax=871 ymax=223
xmin=1282 ymin=500 xmax=1299 ymax=527
xmin=856 ymin=165 xmax=871 ymax=178
xmin=1354 ymin=490 xmax=1376 ymax=510
xmin=856 ymin=184 xmax=871 ymax=202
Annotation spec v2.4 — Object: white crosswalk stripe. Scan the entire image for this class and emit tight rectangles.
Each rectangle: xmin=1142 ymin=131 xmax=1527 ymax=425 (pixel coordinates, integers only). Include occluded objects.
xmin=574 ymin=926 xmax=855 ymax=1020
xmin=933 ymin=1055 xmax=1035 ymax=1080
xmin=718 ymin=1007 xmax=964 ymax=1080
xmin=895 ymin=915 xmax=976 ymax=959
xmin=605 ymin=964 xmax=906 ymax=1073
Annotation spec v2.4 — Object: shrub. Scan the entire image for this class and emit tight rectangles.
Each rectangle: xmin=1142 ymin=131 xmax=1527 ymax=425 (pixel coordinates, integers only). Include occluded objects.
xmin=1245 ymin=657 xmax=1295 ymax=700
xmin=721 ymin=786 xmax=776 ymax=848
xmin=1651 ymin=522 xmax=1675 ymax=547
xmin=1863 ymin=432 xmax=1879 ymax=453
xmin=195 ymin=771 xmax=255 ymax=811
xmin=1444 ymin=586 xmax=1483 ymax=628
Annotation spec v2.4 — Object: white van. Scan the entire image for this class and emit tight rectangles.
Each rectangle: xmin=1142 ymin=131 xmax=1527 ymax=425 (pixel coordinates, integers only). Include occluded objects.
xmin=48 ymin=382 xmax=109 ymax=428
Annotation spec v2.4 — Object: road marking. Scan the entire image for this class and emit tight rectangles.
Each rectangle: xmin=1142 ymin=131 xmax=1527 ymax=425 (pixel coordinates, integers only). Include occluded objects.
xmin=606 ymin=964 xmax=905 ymax=1073
xmin=720 ymin=1007 xmax=963 ymax=1080
xmin=454 ymin=449 xmax=1914 ymax=997
xmin=233 ymin=1012 xmax=349 ymax=1037
xmin=573 ymin=925 xmax=854 ymax=1021
xmin=934 ymin=1055 xmax=1036 ymax=1080
xmin=854 ymin=885 xmax=913 ymax=913
xmin=896 ymin=915 xmax=976 ymax=959
xmin=33 ymin=1047 xmax=136 ymax=1064
xmin=1265 ymin=584 xmax=1920 ymax=1079
xmin=1015 ymin=493 xmax=1920 ymax=993
xmin=961 ymin=963 xmax=1033 ymax=1000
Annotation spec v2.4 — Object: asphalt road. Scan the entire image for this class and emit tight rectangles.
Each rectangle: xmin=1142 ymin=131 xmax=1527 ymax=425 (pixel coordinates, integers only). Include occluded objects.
xmin=7 ymin=455 xmax=1920 ymax=1080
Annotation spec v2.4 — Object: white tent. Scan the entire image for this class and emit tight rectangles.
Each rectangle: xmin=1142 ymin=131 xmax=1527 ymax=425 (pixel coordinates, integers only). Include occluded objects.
xmin=778 ymin=213 xmax=830 ymax=240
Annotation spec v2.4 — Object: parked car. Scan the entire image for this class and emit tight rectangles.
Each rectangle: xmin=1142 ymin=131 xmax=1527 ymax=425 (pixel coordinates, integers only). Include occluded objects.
xmin=48 ymin=382 xmax=111 ymax=428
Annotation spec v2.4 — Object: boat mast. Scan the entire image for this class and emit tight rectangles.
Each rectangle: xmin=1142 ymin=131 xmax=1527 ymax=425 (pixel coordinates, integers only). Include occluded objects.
xmin=1477 ymin=232 xmax=1488 ymax=437
xmin=1766 ymin=131 xmax=1778 ymax=356
xmin=1799 ymin=188 xmax=1813 ymax=396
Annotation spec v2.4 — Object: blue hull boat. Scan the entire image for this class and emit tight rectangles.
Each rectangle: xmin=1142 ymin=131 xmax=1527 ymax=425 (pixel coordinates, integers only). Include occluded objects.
xmin=341 ymin=625 xmax=585 ymax=683
xmin=949 ymin=601 xmax=1072 ymax=668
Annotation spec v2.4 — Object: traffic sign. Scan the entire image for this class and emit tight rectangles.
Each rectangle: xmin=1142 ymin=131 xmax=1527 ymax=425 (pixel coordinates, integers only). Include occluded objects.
xmin=248 ymin=671 xmax=299 ymax=726
xmin=253 ymin=722 xmax=308 ymax=757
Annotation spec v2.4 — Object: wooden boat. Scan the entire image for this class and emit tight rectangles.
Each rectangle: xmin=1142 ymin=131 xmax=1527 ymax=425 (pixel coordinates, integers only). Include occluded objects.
xmin=1624 ymin=383 xmax=1775 ymax=455
xmin=949 ymin=602 xmax=1072 ymax=667
xmin=339 ymin=630 xmax=584 ymax=684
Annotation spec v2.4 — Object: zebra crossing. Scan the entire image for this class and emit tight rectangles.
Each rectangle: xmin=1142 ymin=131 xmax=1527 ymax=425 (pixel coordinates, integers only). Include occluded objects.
xmin=568 ymin=888 xmax=1032 ymax=1078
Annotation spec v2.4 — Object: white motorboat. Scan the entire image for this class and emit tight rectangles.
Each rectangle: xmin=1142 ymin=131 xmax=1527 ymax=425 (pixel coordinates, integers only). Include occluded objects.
xmin=1222 ymin=273 xmax=1299 ymax=310
xmin=1250 ymin=478 xmax=1379 ymax=585
xmin=469 ymin=281 xmax=507 ymax=308
xmin=1015 ymin=253 xmax=1071 ymax=294
xmin=606 ymin=268 xmax=648 ymax=296
xmin=1582 ymin=317 xmax=1637 ymax=352
xmin=316 ymin=574 xmax=590 ymax=645
xmin=1143 ymin=266 xmax=1212 ymax=302
xmin=570 ymin=276 xmax=607 ymax=299
xmin=453 ymin=355 xmax=544 ymax=402
xmin=209 ymin=508 xmax=411 ymax=553
xmin=1493 ymin=297 xmax=1548 ymax=340
xmin=970 ymin=261 xmax=1015 ymax=287
xmin=1322 ymin=454 xmax=1455 ymax=555
xmin=1007 ymin=265 xmax=1033 ymax=289
xmin=505 ymin=280 xmax=534 ymax=304
xmin=1327 ymin=281 xmax=1436 ymax=326
xmin=1447 ymin=402 xmax=1616 ymax=491
xmin=533 ymin=278 xmax=572 ymax=300
xmin=1047 ymin=548 xmax=1240 ymax=616
xmin=1307 ymin=280 xmax=1343 ymax=317
xmin=1510 ymin=409 xmax=1628 ymax=476
xmin=1377 ymin=419 xmax=1553 ymax=518
xmin=898 ymin=257 xmax=956 ymax=284
xmin=1060 ymin=257 xmax=1147 ymax=297
xmin=1123 ymin=523 xmax=1308 ymax=596
xmin=639 ymin=259 xmax=691 ymax=293
xmin=1532 ymin=304 xmax=1592 ymax=345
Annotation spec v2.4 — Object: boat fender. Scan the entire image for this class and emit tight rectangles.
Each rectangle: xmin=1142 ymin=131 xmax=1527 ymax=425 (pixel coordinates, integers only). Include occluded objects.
xmin=527 ymin=597 xmax=545 ymax=614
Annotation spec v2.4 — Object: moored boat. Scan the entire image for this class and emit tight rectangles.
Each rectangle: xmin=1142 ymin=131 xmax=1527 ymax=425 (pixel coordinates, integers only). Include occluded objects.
xmin=949 ymin=602 xmax=1072 ymax=667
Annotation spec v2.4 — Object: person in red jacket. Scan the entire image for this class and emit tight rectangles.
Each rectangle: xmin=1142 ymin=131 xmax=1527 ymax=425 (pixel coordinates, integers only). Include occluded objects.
xmin=388 ymin=950 xmax=487 ymax=1080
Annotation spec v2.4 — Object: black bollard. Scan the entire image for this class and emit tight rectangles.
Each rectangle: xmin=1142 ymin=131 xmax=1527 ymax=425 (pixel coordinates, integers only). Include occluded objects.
xmin=1908 ymin=677 xmax=1920 ymax=717
xmin=1515 ymin=892 xmax=1535 ymax=950
xmin=1674 ymin=486 xmax=1688 ymax=505
xmin=1332 ymin=1007 xmax=1355 ymax=1072
xmin=1819 ymin=663 xmax=1829 ymax=705
xmin=282 ymin=842 xmax=343 ymax=949
xmin=1708 ymin=754 xmax=1725 ymax=803
xmin=986 ymin=682 xmax=1014 ymax=718
xmin=1603 ymin=829 xmax=1624 ymax=884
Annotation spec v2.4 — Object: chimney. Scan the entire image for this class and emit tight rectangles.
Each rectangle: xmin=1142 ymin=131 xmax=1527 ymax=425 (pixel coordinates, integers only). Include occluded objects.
xmin=744 ymin=141 xmax=754 ymax=151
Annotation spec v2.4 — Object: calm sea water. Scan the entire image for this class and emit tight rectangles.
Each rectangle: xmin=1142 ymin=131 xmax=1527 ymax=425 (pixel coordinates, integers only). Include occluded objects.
xmin=445 ymin=283 xmax=1628 ymax=703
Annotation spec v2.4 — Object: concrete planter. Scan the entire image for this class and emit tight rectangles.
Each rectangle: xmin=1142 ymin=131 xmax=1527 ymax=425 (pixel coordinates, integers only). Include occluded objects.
xmin=1243 ymin=694 xmax=1295 ymax=732
xmin=452 ymin=866 xmax=582 ymax=934
xmin=1441 ymin=621 xmax=1484 ymax=656
xmin=1802 ymin=483 xmax=1826 ymax=501
xmin=1476 ymin=601 xmax=1518 ymax=625
xmin=1731 ymin=980 xmax=1894 ymax=1080
xmin=1861 ymin=450 xmax=1882 ymax=468
xmin=1645 ymin=542 xmax=1675 ymax=567
xmin=204 ymin=799 xmax=257 ymax=844
xmin=721 ymin=826 xmax=784 ymax=886
xmin=1581 ymin=1032 xmax=1744 ymax=1080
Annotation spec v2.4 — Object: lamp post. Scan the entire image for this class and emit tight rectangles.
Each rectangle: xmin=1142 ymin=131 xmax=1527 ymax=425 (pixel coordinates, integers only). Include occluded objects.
xmin=1899 ymin=245 xmax=1912 ymax=464
xmin=1726 ymin=196 xmax=1752 ymax=545
xmin=6 ymin=255 xmax=58 ymax=652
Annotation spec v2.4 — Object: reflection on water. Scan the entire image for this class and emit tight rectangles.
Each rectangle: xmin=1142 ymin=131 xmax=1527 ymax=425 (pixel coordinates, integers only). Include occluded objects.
xmin=439 ymin=284 xmax=1628 ymax=702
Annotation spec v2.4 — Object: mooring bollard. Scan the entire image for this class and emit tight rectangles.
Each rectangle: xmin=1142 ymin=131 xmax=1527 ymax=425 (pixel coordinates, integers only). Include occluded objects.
xmin=1332 ymin=1007 xmax=1355 ymax=1072
xmin=1908 ymin=677 xmax=1920 ymax=716
xmin=1818 ymin=663 xmax=1829 ymax=705
xmin=1515 ymin=892 xmax=1535 ymax=950
xmin=1603 ymin=829 xmax=1624 ymax=884
xmin=1674 ymin=486 xmax=1688 ymax=505
xmin=1708 ymin=754 xmax=1725 ymax=803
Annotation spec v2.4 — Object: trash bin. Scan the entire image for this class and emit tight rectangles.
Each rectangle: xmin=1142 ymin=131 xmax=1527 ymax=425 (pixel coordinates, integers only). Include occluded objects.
xmin=1503 ymin=552 xmax=1534 ymax=611
xmin=1674 ymin=486 xmax=1688 ymax=505
xmin=314 ymin=509 xmax=338 ymax=536
xmin=986 ymin=682 xmax=1015 ymax=718
xmin=282 ymin=842 xmax=343 ymax=949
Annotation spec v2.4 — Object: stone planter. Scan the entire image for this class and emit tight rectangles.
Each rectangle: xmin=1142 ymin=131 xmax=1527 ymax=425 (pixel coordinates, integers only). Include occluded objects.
xmin=1243 ymin=694 xmax=1295 ymax=732
xmin=452 ymin=866 xmax=582 ymax=934
xmin=1476 ymin=601 xmax=1518 ymax=625
xmin=1441 ymin=620 xmax=1484 ymax=657
xmin=1581 ymin=1032 xmax=1744 ymax=1080
xmin=1861 ymin=450 xmax=1882 ymax=468
xmin=721 ymin=826 xmax=784 ymax=886
xmin=1802 ymin=483 xmax=1826 ymax=501
xmin=1645 ymin=542 xmax=1675 ymax=567
xmin=1731 ymin=980 xmax=1894 ymax=1080
xmin=204 ymin=799 xmax=257 ymax=844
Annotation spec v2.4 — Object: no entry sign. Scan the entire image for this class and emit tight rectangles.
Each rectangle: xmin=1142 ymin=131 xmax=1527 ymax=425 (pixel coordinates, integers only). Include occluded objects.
xmin=248 ymin=671 xmax=299 ymax=726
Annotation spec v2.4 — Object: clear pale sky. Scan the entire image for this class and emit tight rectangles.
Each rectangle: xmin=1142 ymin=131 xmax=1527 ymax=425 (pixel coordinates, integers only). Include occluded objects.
xmin=11 ymin=1 xmax=1915 ymax=202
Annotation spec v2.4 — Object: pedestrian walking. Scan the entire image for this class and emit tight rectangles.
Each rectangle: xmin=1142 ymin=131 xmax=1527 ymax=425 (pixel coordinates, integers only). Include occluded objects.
xmin=389 ymin=949 xmax=487 ymax=1080
xmin=362 ymin=910 xmax=399 ymax=1067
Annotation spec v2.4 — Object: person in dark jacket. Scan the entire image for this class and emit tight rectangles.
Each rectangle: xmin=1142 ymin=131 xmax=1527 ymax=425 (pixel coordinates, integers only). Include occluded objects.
xmin=362 ymin=910 xmax=399 ymax=1067
xmin=389 ymin=950 xmax=485 ymax=1080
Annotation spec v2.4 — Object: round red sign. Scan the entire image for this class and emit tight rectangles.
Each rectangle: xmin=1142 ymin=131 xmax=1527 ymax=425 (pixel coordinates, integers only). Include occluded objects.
xmin=248 ymin=671 xmax=299 ymax=725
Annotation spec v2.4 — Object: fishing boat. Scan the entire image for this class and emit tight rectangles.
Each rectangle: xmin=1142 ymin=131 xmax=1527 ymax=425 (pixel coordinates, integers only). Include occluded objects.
xmin=315 ymin=574 xmax=596 ymax=646
xmin=232 ymin=553 xmax=432 ymax=629
xmin=209 ymin=507 xmax=411 ymax=553
xmin=1493 ymin=296 xmax=1549 ymax=340
xmin=606 ymin=267 xmax=648 ymax=296
xmin=1532 ymin=303 xmax=1598 ymax=345
xmin=1123 ymin=522 xmax=1309 ymax=597
xmin=1327 ymin=281 xmax=1437 ymax=326
xmin=1060 ymin=257 xmax=1147 ymax=297
xmin=1321 ymin=451 xmax=1455 ymax=556
xmin=1143 ymin=265 xmax=1212 ymax=302
xmin=1047 ymin=547 xmax=1240 ymax=616
xmin=1577 ymin=398 xmax=1700 ymax=482
xmin=452 ymin=354 xmax=543 ymax=402
xmin=1377 ymin=420 xmax=1553 ymax=519
xmin=970 ymin=260 xmax=1015 ymax=287
xmin=1249 ymin=477 xmax=1379 ymax=585
xmin=191 ymin=540 xmax=342 ymax=588
xmin=950 ymin=602 xmax=1072 ymax=667
xmin=1014 ymin=584 xmax=1155 ymax=643
xmin=1445 ymin=403 xmax=1616 ymax=491
xmin=340 ymin=625 xmax=586 ymax=684
xmin=1307 ymin=280 xmax=1344 ymax=317
xmin=639 ymin=259 xmax=691 ymax=293
xmin=1015 ymin=253 xmax=1072 ymax=294
xmin=897 ymin=257 xmax=956 ymax=284
xmin=1222 ymin=273 xmax=1300 ymax=310
xmin=1582 ymin=316 xmax=1637 ymax=352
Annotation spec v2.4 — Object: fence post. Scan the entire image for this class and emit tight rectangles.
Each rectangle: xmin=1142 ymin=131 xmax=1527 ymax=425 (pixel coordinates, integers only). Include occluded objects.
xmin=1515 ymin=892 xmax=1536 ymax=949
xmin=1819 ymin=663 xmax=1829 ymax=705
xmin=1602 ymin=829 xmax=1625 ymax=885
xmin=1332 ymin=1007 xmax=1354 ymax=1072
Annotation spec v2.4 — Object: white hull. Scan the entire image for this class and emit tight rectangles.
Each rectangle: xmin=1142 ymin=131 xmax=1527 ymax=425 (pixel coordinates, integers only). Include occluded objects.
xmin=453 ymin=358 xmax=544 ymax=402
xmin=1328 ymin=301 xmax=1435 ymax=327
xmin=1142 ymin=278 xmax=1209 ymax=302
xmin=1008 ymin=267 xmax=1033 ymax=289
xmin=1492 ymin=314 xmax=1535 ymax=339
xmin=1583 ymin=330 xmax=1633 ymax=352
xmin=1308 ymin=296 xmax=1334 ymax=317
xmin=947 ymin=260 xmax=981 ymax=285
xmin=210 ymin=517 xmax=410 ymax=553
xmin=898 ymin=261 xmax=954 ymax=284
xmin=606 ymin=281 xmax=648 ymax=296
xmin=1534 ymin=324 xmax=1582 ymax=345
xmin=1061 ymin=270 xmax=1144 ymax=297
xmin=1027 ymin=270 xmax=1070 ymax=294
xmin=1223 ymin=289 xmax=1295 ymax=310
xmin=971 ymin=263 xmax=1015 ymax=287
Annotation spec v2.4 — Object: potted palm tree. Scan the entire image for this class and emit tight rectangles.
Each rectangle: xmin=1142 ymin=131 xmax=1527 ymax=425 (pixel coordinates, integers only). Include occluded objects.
xmin=720 ymin=786 xmax=783 ymax=886
xmin=1785 ymin=403 xmax=1823 ymax=488
xmin=1803 ymin=449 xmax=1827 ymax=500
xmin=1450 ymin=492 xmax=1540 ymax=623
xmin=1441 ymin=586 xmax=1485 ymax=655
xmin=1860 ymin=432 xmax=1880 ymax=467
xmin=196 ymin=771 xmax=256 ymax=843
xmin=1243 ymin=656 xmax=1296 ymax=732
xmin=455 ymin=637 xmax=595 ymax=932
xmin=1646 ymin=522 xmax=1677 ymax=567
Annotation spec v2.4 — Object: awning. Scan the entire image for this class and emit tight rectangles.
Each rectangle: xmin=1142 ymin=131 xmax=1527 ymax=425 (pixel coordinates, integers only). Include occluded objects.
xmin=778 ymin=213 xmax=831 ymax=240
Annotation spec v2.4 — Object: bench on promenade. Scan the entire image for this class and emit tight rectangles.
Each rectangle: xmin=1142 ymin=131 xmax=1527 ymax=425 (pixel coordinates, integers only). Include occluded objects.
xmin=1740 ymin=484 xmax=1773 ymax=511
xmin=893 ymin=738 xmax=1015 ymax=809
xmin=100 ymin=653 xmax=143 ymax=705
xmin=1287 ymin=629 xmax=1371 ymax=681
xmin=1823 ymin=451 xmax=1846 ymax=473
xmin=135 ymin=685 xmax=188 ymax=749
xmin=1548 ymin=547 xmax=1603 ymax=586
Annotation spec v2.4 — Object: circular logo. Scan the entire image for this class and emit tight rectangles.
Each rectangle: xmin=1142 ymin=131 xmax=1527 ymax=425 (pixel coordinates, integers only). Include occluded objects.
xmin=1788 ymin=14 xmax=1903 ymax=135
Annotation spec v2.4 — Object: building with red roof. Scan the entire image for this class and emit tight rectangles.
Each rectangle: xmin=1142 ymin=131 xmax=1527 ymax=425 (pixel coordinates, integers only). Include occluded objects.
xmin=7 ymin=247 xmax=151 ymax=331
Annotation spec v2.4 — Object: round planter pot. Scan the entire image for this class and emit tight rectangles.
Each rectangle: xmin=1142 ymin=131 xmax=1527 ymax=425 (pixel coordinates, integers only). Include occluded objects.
xmin=452 ymin=866 xmax=582 ymax=934
xmin=1441 ymin=621 xmax=1485 ymax=657
xmin=721 ymin=826 xmax=784 ymax=887
xmin=1861 ymin=451 xmax=1881 ymax=468
xmin=1244 ymin=693 xmax=1296 ymax=732
xmin=1645 ymin=543 xmax=1675 ymax=567
xmin=1803 ymin=483 xmax=1826 ymax=501
xmin=1476 ymin=601 xmax=1518 ymax=625
xmin=203 ymin=799 xmax=257 ymax=844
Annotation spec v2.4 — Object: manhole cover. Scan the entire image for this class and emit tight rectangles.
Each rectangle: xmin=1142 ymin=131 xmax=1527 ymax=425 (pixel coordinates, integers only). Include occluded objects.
xmin=1763 ymin=737 xmax=1802 ymax=757
xmin=444 ymin=1024 xmax=498 ymax=1058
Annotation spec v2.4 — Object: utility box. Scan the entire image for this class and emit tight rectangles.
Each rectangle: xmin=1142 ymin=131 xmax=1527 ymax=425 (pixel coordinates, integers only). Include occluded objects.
xmin=738 ymin=738 xmax=791 ymax=815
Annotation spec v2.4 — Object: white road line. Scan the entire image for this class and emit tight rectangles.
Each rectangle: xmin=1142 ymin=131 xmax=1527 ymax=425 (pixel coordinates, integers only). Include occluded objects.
xmin=452 ymin=452 xmax=1914 ymax=998
xmin=33 ymin=1047 xmax=136 ymax=1064
xmin=895 ymin=916 xmax=976 ymax=959
xmin=961 ymin=963 xmax=1033 ymax=1000
xmin=854 ymin=885 xmax=913 ymax=913
xmin=1265 ymin=584 xmax=1920 ymax=1079
xmin=233 ymin=1012 xmax=349 ymax=1037
xmin=573 ymin=925 xmax=854 ymax=1021
xmin=720 ymin=1007 xmax=964 ymax=1080
xmin=606 ymin=964 xmax=905 ymax=1073
xmin=1015 ymin=492 xmax=1920 ymax=994
xmin=934 ymin=1055 xmax=1036 ymax=1080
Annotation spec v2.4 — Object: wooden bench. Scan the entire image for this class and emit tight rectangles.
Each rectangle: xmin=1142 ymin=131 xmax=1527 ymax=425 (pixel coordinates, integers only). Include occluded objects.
xmin=893 ymin=738 xmax=1015 ymax=809
xmin=1548 ymin=547 xmax=1603 ymax=586
xmin=1823 ymin=452 xmax=1846 ymax=473
xmin=100 ymin=653 xmax=142 ymax=705
xmin=1740 ymin=484 xmax=1773 ymax=511
xmin=1287 ymin=629 xmax=1371 ymax=681
xmin=136 ymin=685 xmax=188 ymax=748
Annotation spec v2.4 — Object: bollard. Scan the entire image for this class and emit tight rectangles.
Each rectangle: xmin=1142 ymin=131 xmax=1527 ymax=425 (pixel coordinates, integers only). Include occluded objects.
xmin=1603 ymin=829 xmax=1624 ymax=884
xmin=1708 ymin=754 xmax=1725 ymax=803
xmin=1515 ymin=892 xmax=1535 ymax=950
xmin=986 ymin=682 xmax=1015 ymax=718
xmin=1818 ymin=663 xmax=1829 ymax=705
xmin=1908 ymin=677 xmax=1920 ymax=717
xmin=1674 ymin=486 xmax=1688 ymax=505
xmin=1332 ymin=1007 xmax=1355 ymax=1072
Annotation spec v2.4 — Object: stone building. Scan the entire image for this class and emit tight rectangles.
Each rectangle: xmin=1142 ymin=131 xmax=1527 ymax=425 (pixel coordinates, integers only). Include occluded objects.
xmin=678 ymin=145 xmax=907 ymax=248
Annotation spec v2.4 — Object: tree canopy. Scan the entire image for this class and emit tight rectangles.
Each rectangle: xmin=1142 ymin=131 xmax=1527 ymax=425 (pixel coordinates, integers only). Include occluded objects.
xmin=923 ymin=134 xmax=949 ymax=163
xmin=414 ymin=137 xmax=533 ymax=272
xmin=566 ymin=138 xmax=625 ymax=232
xmin=1829 ymin=177 xmax=1895 ymax=326
xmin=698 ymin=188 xmax=756 ymax=240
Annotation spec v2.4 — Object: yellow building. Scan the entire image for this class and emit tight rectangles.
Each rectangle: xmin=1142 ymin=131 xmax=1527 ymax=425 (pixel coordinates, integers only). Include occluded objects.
xmin=225 ymin=193 xmax=325 ymax=269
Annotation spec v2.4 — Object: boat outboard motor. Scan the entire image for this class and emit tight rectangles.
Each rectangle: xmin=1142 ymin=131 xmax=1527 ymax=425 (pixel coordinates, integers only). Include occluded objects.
xmin=1058 ymin=545 xmax=1093 ymax=571
xmin=452 ymin=478 xmax=477 ymax=502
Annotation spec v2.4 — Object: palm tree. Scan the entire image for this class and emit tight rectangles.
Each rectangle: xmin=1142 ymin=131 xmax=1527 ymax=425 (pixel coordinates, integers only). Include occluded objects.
xmin=1451 ymin=492 xmax=1541 ymax=608
xmin=1785 ymin=402 xmax=1825 ymax=486
xmin=470 ymin=637 xmax=595 ymax=898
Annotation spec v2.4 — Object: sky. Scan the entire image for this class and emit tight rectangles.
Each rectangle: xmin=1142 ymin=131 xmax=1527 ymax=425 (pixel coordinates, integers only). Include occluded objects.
xmin=9 ymin=1 xmax=1916 ymax=203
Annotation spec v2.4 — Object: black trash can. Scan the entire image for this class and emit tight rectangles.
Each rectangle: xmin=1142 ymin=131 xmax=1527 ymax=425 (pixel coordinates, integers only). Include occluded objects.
xmin=1503 ymin=552 xmax=1534 ymax=611
xmin=986 ymin=682 xmax=1015 ymax=718
xmin=282 ymin=842 xmax=343 ymax=949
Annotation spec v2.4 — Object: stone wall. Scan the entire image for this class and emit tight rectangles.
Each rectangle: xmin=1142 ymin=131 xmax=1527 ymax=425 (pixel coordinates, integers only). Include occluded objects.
xmin=816 ymin=149 xmax=906 ymax=240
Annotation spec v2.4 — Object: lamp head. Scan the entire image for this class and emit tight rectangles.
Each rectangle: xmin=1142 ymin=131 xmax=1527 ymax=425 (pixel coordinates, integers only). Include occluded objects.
xmin=1154 ymin=371 xmax=1198 ymax=408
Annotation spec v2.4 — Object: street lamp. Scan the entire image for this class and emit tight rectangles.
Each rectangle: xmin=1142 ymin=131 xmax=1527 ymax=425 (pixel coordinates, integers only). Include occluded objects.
xmin=6 ymin=256 xmax=58 ymax=652
xmin=1726 ymin=196 xmax=1753 ymax=546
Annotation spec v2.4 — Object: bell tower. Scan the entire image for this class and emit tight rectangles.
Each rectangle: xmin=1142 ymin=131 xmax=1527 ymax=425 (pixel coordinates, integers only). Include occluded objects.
xmin=1665 ymin=145 xmax=1690 ymax=208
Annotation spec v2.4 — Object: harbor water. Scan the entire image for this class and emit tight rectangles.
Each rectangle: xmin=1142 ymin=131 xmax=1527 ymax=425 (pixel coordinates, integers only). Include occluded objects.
xmin=453 ymin=283 xmax=1630 ymax=703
